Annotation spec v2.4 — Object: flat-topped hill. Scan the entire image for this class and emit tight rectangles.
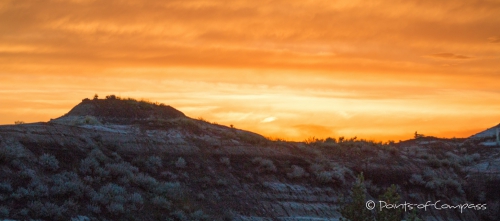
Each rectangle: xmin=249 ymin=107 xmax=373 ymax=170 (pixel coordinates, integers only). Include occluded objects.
xmin=59 ymin=95 xmax=185 ymax=123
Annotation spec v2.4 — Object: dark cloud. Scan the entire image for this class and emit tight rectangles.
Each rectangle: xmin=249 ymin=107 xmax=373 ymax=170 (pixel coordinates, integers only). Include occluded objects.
xmin=427 ymin=53 xmax=472 ymax=59
xmin=489 ymin=37 xmax=500 ymax=43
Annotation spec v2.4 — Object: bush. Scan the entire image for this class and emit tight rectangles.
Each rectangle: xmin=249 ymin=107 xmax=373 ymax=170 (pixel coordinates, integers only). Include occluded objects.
xmin=128 ymin=192 xmax=144 ymax=208
xmin=251 ymin=157 xmax=277 ymax=173
xmin=315 ymin=171 xmax=334 ymax=183
xmin=71 ymin=215 xmax=91 ymax=221
xmin=50 ymin=171 xmax=84 ymax=198
xmin=287 ymin=165 xmax=307 ymax=179
xmin=409 ymin=174 xmax=425 ymax=186
xmin=170 ymin=210 xmax=188 ymax=221
xmin=105 ymin=162 xmax=139 ymax=179
xmin=426 ymin=155 xmax=441 ymax=168
xmin=79 ymin=157 xmax=100 ymax=175
xmin=106 ymin=202 xmax=125 ymax=214
xmin=89 ymin=148 xmax=109 ymax=163
xmin=145 ymin=156 xmax=163 ymax=172
xmin=219 ymin=157 xmax=230 ymax=167
xmin=190 ymin=210 xmax=211 ymax=220
xmin=20 ymin=168 xmax=39 ymax=183
xmin=31 ymin=182 xmax=49 ymax=197
xmin=461 ymin=153 xmax=480 ymax=165
xmin=175 ymin=157 xmax=186 ymax=168
xmin=310 ymin=162 xmax=347 ymax=185
xmin=87 ymin=204 xmax=101 ymax=214
xmin=132 ymin=173 xmax=159 ymax=190
xmin=0 ymin=182 xmax=13 ymax=193
xmin=154 ymin=182 xmax=182 ymax=200
xmin=0 ymin=206 xmax=9 ymax=217
xmin=151 ymin=196 xmax=171 ymax=209
xmin=28 ymin=201 xmax=65 ymax=219
xmin=0 ymin=144 xmax=27 ymax=164
xmin=11 ymin=187 xmax=36 ymax=199
xmin=39 ymin=153 xmax=59 ymax=171
xmin=93 ymin=183 xmax=127 ymax=206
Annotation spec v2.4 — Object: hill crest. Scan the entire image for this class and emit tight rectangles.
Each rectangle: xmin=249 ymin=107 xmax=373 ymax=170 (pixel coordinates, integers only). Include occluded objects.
xmin=58 ymin=95 xmax=185 ymax=124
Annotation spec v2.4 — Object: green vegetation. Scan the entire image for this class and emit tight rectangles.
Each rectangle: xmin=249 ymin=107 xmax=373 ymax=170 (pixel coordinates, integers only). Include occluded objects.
xmin=376 ymin=185 xmax=402 ymax=221
xmin=339 ymin=173 xmax=374 ymax=221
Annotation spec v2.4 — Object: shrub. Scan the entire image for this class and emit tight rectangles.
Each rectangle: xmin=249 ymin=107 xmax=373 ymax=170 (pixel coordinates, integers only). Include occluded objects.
xmin=145 ymin=156 xmax=163 ymax=172
xmin=216 ymin=178 xmax=228 ymax=187
xmin=87 ymin=204 xmax=101 ymax=214
xmin=106 ymin=202 xmax=125 ymax=214
xmin=406 ymin=209 xmax=422 ymax=221
xmin=31 ymin=182 xmax=49 ymax=197
xmin=251 ymin=157 xmax=277 ymax=173
xmin=106 ymin=94 xmax=117 ymax=100
xmin=94 ymin=167 xmax=110 ymax=179
xmin=79 ymin=157 xmax=100 ymax=175
xmin=287 ymin=165 xmax=307 ymax=179
xmin=71 ymin=216 xmax=91 ymax=221
xmin=28 ymin=201 xmax=65 ymax=219
xmin=39 ymin=153 xmax=59 ymax=171
xmin=151 ymin=196 xmax=171 ymax=209
xmin=0 ymin=182 xmax=13 ymax=193
xmin=11 ymin=187 xmax=36 ymax=199
xmin=409 ymin=174 xmax=425 ymax=186
xmin=377 ymin=151 xmax=391 ymax=160
xmin=128 ymin=192 xmax=144 ymax=207
xmin=63 ymin=199 xmax=78 ymax=214
xmin=310 ymin=162 xmax=348 ymax=185
xmin=190 ymin=210 xmax=211 ymax=221
xmin=309 ymin=163 xmax=324 ymax=174
xmin=175 ymin=157 xmax=186 ymax=168
xmin=365 ymin=180 xmax=382 ymax=196
xmin=93 ymin=183 xmax=127 ymax=206
xmin=132 ymin=173 xmax=159 ymax=190
xmin=171 ymin=210 xmax=188 ymax=221
xmin=461 ymin=153 xmax=480 ymax=165
xmin=219 ymin=157 xmax=230 ymax=167
xmin=0 ymin=206 xmax=9 ymax=217
xmin=50 ymin=171 xmax=84 ymax=198
xmin=0 ymin=144 xmax=27 ymax=164
xmin=89 ymin=148 xmax=109 ymax=163
xmin=105 ymin=162 xmax=139 ymax=178
xmin=426 ymin=155 xmax=441 ymax=168
xmin=315 ymin=171 xmax=333 ymax=183
xmin=424 ymin=180 xmax=441 ymax=191
xmin=154 ymin=182 xmax=182 ymax=200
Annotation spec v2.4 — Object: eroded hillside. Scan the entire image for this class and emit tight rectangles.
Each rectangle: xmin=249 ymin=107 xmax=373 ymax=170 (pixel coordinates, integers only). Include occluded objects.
xmin=0 ymin=97 xmax=498 ymax=220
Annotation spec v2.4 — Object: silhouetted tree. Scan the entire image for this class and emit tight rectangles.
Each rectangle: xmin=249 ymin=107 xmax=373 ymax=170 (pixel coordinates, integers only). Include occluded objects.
xmin=339 ymin=173 xmax=374 ymax=221
xmin=414 ymin=131 xmax=424 ymax=139
xmin=106 ymin=95 xmax=117 ymax=100
xmin=406 ymin=209 xmax=422 ymax=221
xmin=376 ymin=184 xmax=402 ymax=221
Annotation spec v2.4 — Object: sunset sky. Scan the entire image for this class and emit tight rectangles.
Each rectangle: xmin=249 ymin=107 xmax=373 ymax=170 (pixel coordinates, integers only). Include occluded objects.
xmin=1 ymin=0 xmax=500 ymax=141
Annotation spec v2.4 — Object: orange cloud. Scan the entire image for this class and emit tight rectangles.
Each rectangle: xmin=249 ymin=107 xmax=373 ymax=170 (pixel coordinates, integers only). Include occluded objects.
xmin=1 ymin=0 xmax=500 ymax=141
xmin=427 ymin=53 xmax=472 ymax=60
